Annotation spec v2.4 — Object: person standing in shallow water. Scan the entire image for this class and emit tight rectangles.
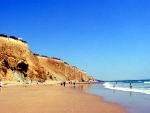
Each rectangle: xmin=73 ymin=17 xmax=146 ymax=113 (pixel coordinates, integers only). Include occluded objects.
xmin=129 ymin=83 xmax=132 ymax=89
xmin=113 ymin=81 xmax=117 ymax=88
xmin=113 ymin=83 xmax=115 ymax=88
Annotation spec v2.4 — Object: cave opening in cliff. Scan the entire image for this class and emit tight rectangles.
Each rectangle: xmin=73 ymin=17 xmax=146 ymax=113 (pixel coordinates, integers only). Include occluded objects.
xmin=17 ymin=62 xmax=28 ymax=74
xmin=2 ymin=59 xmax=10 ymax=68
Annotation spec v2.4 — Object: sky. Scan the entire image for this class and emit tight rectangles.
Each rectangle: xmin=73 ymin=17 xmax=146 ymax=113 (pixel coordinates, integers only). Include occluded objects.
xmin=0 ymin=0 xmax=150 ymax=80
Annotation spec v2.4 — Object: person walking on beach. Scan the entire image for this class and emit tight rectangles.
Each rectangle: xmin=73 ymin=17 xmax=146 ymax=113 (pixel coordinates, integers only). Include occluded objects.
xmin=63 ymin=81 xmax=66 ymax=87
xmin=61 ymin=82 xmax=63 ymax=86
xmin=0 ymin=80 xmax=3 ymax=87
xmin=73 ymin=82 xmax=76 ymax=86
xmin=73 ymin=81 xmax=76 ymax=88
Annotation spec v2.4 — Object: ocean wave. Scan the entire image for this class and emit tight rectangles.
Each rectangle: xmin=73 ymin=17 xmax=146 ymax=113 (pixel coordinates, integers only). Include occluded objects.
xmin=103 ymin=82 xmax=150 ymax=95
xmin=144 ymin=81 xmax=150 ymax=84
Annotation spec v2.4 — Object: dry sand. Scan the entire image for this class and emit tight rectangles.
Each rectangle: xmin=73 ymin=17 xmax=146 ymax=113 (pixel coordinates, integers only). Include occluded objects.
xmin=0 ymin=85 xmax=127 ymax=113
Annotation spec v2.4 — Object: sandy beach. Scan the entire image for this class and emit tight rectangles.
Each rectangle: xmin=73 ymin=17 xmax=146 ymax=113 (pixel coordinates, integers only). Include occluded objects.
xmin=0 ymin=84 xmax=126 ymax=113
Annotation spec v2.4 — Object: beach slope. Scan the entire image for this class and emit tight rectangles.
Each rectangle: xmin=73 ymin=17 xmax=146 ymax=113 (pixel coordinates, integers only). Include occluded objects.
xmin=0 ymin=85 xmax=126 ymax=113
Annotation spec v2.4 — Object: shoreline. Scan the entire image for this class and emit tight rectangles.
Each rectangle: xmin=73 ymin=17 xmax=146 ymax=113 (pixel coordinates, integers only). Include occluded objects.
xmin=87 ymin=83 xmax=150 ymax=113
xmin=0 ymin=84 xmax=127 ymax=113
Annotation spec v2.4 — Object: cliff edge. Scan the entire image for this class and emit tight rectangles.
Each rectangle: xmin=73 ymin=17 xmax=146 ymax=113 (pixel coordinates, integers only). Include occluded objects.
xmin=0 ymin=34 xmax=94 ymax=83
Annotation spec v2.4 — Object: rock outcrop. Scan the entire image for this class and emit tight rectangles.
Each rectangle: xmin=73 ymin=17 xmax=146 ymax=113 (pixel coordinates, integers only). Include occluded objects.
xmin=0 ymin=34 xmax=93 ymax=82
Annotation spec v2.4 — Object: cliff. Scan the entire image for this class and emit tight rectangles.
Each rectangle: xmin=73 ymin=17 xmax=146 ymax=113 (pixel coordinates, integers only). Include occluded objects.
xmin=0 ymin=34 xmax=93 ymax=83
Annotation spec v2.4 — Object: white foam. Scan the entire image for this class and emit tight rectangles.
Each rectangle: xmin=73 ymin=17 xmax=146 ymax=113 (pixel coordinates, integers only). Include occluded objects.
xmin=144 ymin=81 xmax=150 ymax=84
xmin=103 ymin=82 xmax=150 ymax=95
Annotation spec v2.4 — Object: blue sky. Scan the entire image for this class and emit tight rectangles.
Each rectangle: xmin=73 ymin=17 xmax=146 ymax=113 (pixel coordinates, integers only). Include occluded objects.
xmin=0 ymin=0 xmax=150 ymax=80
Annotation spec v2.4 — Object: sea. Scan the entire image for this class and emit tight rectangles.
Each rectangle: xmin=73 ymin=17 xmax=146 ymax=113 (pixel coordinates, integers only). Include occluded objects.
xmin=86 ymin=80 xmax=150 ymax=113
xmin=103 ymin=80 xmax=150 ymax=95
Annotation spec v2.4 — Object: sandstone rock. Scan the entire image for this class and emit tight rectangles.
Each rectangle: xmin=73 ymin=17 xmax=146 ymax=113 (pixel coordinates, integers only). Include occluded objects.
xmin=0 ymin=35 xmax=93 ymax=82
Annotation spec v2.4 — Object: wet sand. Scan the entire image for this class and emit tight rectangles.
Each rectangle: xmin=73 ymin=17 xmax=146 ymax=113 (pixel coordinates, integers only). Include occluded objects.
xmin=87 ymin=84 xmax=150 ymax=113
xmin=0 ymin=85 xmax=126 ymax=113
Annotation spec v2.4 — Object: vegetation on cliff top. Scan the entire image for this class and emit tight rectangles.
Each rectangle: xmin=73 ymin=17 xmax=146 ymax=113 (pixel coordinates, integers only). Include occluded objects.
xmin=0 ymin=34 xmax=27 ymax=43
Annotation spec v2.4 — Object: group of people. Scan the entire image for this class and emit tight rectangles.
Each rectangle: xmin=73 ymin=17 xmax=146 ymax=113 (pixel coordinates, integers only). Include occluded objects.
xmin=61 ymin=81 xmax=66 ymax=87
xmin=113 ymin=82 xmax=133 ymax=89
xmin=60 ymin=81 xmax=76 ymax=87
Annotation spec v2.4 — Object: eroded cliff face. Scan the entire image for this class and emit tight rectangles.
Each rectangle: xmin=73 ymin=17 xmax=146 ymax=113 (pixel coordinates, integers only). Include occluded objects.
xmin=36 ymin=56 xmax=92 ymax=81
xmin=0 ymin=35 xmax=93 ymax=82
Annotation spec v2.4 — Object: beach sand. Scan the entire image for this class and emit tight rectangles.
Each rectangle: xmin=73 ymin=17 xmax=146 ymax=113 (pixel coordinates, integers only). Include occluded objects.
xmin=0 ymin=85 xmax=126 ymax=113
